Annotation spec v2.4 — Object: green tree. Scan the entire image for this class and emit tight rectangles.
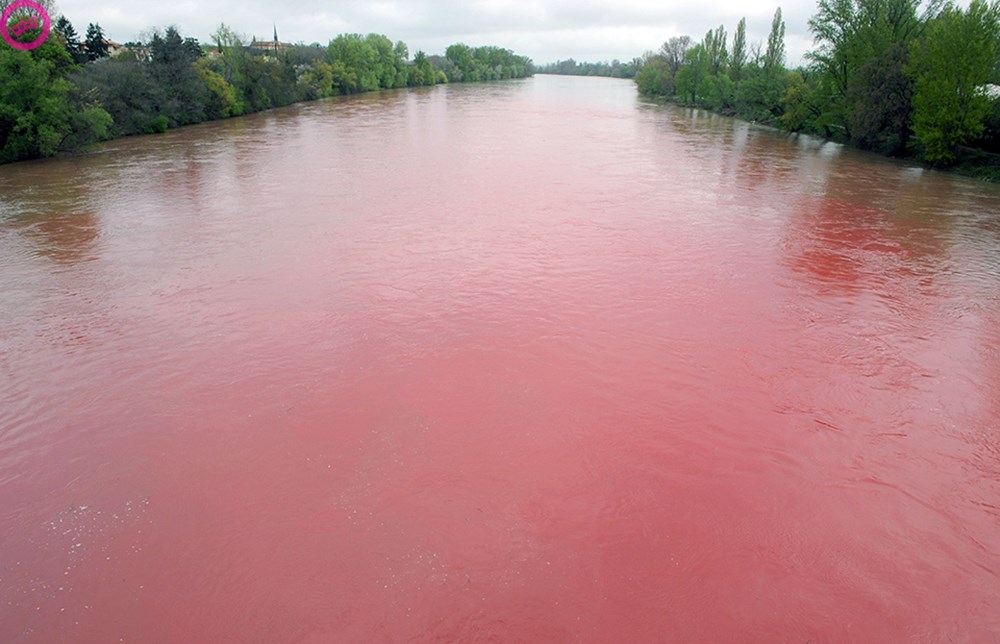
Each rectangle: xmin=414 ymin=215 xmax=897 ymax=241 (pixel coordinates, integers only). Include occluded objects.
xmin=72 ymin=60 xmax=165 ymax=135
xmin=909 ymin=0 xmax=1000 ymax=162
xmin=393 ymin=40 xmax=411 ymax=87
xmin=735 ymin=69 xmax=788 ymax=120
xmin=633 ymin=36 xmax=691 ymax=98
xmin=538 ymin=58 xmax=640 ymax=78
xmin=85 ymin=23 xmax=109 ymax=62
xmin=63 ymin=81 xmax=113 ymax=149
xmin=635 ymin=58 xmax=673 ymax=96
xmin=440 ymin=44 xmax=531 ymax=83
xmin=364 ymin=33 xmax=397 ymax=89
xmin=411 ymin=50 xmax=435 ymax=86
xmin=702 ymin=73 xmax=735 ymax=110
xmin=209 ymin=23 xmax=250 ymax=91
xmin=807 ymin=0 xmax=857 ymax=101
xmin=148 ymin=27 xmax=208 ymax=126
xmin=211 ymin=22 xmax=242 ymax=52
xmin=807 ymin=0 xmax=934 ymax=140
xmin=327 ymin=34 xmax=378 ymax=92
xmin=328 ymin=59 xmax=357 ymax=95
xmin=782 ymin=69 xmax=819 ymax=131
xmin=1 ymin=44 xmax=67 ymax=160
xmin=445 ymin=43 xmax=473 ymax=81
xmin=705 ymin=25 xmax=728 ymax=76
xmin=675 ymin=43 xmax=710 ymax=104
xmin=724 ymin=10 xmax=790 ymax=121
xmin=297 ymin=60 xmax=334 ymax=99
xmin=659 ymin=36 xmax=692 ymax=77
xmin=764 ymin=8 xmax=786 ymax=72
xmin=0 ymin=40 xmax=106 ymax=162
xmin=730 ymin=18 xmax=748 ymax=84
xmin=195 ymin=58 xmax=244 ymax=117
xmin=847 ymin=41 xmax=913 ymax=152
xmin=53 ymin=16 xmax=86 ymax=64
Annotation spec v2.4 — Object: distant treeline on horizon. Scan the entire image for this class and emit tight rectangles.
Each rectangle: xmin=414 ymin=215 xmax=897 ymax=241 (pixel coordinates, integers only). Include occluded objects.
xmin=537 ymin=59 xmax=641 ymax=79
xmin=0 ymin=17 xmax=534 ymax=164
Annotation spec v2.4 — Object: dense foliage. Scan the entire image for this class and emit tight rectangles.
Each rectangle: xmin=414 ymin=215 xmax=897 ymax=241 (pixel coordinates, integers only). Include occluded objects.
xmin=0 ymin=17 xmax=533 ymax=163
xmin=437 ymin=44 xmax=534 ymax=82
xmin=0 ymin=33 xmax=112 ymax=162
xmin=635 ymin=1 xmax=1000 ymax=173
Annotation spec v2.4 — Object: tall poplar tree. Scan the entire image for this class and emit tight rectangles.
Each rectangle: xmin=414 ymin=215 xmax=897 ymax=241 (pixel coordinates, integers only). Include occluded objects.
xmin=764 ymin=8 xmax=786 ymax=71
xmin=730 ymin=18 xmax=748 ymax=85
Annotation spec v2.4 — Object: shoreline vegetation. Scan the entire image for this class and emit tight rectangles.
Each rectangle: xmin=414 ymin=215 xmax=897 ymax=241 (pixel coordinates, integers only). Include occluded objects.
xmin=626 ymin=1 xmax=1000 ymax=181
xmin=0 ymin=17 xmax=533 ymax=165
xmin=4 ymin=1 xmax=999 ymax=181
xmin=540 ymin=1 xmax=1000 ymax=182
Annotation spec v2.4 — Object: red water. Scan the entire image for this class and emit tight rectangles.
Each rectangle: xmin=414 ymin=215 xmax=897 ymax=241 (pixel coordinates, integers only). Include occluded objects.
xmin=2 ymin=76 xmax=1000 ymax=641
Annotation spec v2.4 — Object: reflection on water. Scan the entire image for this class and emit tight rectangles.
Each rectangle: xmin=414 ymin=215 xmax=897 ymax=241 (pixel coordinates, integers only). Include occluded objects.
xmin=10 ymin=211 xmax=100 ymax=265
xmin=1 ymin=76 xmax=1000 ymax=641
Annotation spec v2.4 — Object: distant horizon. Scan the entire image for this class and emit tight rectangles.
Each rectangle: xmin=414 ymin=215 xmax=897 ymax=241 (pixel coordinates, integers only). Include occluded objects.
xmin=56 ymin=26 xmax=814 ymax=71
xmin=52 ymin=0 xmax=818 ymax=68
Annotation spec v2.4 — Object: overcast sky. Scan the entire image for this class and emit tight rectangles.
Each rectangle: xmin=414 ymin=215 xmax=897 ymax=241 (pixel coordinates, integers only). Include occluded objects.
xmin=53 ymin=0 xmax=823 ymax=66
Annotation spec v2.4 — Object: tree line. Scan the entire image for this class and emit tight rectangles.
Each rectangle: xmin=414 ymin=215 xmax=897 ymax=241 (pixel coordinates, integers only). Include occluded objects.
xmin=0 ymin=17 xmax=534 ymax=164
xmin=537 ymin=58 xmax=642 ymax=79
xmin=635 ymin=0 xmax=1000 ymax=174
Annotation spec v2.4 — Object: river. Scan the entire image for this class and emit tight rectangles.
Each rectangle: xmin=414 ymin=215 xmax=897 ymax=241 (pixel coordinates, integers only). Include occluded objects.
xmin=1 ymin=75 xmax=999 ymax=641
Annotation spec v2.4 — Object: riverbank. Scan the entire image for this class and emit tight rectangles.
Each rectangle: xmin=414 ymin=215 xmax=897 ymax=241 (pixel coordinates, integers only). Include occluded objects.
xmin=633 ymin=3 xmax=1000 ymax=181
xmin=637 ymin=92 xmax=1000 ymax=184
xmin=0 ymin=25 xmax=533 ymax=165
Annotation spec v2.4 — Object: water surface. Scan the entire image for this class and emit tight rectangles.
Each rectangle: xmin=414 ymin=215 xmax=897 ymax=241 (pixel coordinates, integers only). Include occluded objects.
xmin=2 ymin=75 xmax=999 ymax=641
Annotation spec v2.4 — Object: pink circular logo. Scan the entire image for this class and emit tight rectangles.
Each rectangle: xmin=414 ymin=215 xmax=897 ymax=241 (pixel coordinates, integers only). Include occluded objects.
xmin=1 ymin=0 xmax=51 ymax=51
